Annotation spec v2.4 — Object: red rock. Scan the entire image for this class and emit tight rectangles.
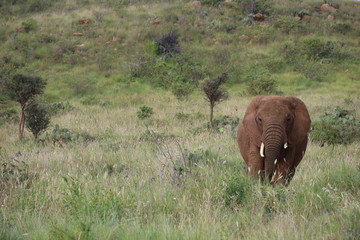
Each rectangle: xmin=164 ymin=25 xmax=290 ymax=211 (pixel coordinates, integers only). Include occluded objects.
xmin=76 ymin=43 xmax=85 ymax=48
xmin=79 ymin=18 xmax=91 ymax=25
xmin=320 ymin=4 xmax=337 ymax=13
xmin=238 ymin=34 xmax=249 ymax=40
xmin=151 ymin=18 xmax=161 ymax=25
xmin=72 ymin=33 xmax=83 ymax=36
xmin=254 ymin=13 xmax=264 ymax=22
xmin=303 ymin=15 xmax=311 ymax=21
xmin=190 ymin=1 xmax=202 ymax=10
xmin=225 ymin=0 xmax=232 ymax=3
xmin=327 ymin=15 xmax=335 ymax=21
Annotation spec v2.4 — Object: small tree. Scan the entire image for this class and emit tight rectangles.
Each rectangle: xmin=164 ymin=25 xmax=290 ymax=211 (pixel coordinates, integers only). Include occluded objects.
xmin=4 ymin=74 xmax=47 ymax=139
xmin=200 ymin=73 xmax=229 ymax=128
xmin=25 ymin=100 xmax=50 ymax=139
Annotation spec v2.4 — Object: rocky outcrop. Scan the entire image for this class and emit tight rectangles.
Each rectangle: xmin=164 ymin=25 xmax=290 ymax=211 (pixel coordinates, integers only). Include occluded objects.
xmin=190 ymin=1 xmax=202 ymax=10
xmin=79 ymin=18 xmax=91 ymax=25
xmin=320 ymin=4 xmax=337 ymax=13
xmin=327 ymin=15 xmax=335 ymax=21
xmin=151 ymin=18 xmax=161 ymax=25
xmin=254 ymin=13 xmax=264 ymax=22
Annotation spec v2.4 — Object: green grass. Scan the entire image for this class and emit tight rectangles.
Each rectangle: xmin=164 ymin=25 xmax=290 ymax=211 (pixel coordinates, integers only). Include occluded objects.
xmin=1 ymin=0 xmax=360 ymax=239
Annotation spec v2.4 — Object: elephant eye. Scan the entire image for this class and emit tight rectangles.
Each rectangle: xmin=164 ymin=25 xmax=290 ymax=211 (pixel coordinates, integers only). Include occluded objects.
xmin=257 ymin=116 xmax=262 ymax=123
xmin=287 ymin=116 xmax=292 ymax=122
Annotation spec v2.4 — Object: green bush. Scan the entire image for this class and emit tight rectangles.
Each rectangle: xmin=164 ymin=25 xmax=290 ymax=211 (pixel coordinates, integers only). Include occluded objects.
xmin=332 ymin=22 xmax=352 ymax=35
xmin=210 ymin=115 xmax=240 ymax=133
xmin=49 ymin=101 xmax=73 ymax=115
xmin=25 ymin=100 xmax=50 ymax=139
xmin=294 ymin=59 xmax=329 ymax=82
xmin=21 ymin=19 xmax=37 ymax=33
xmin=0 ymin=157 xmax=33 ymax=195
xmin=174 ymin=112 xmax=191 ymax=121
xmin=224 ymin=174 xmax=251 ymax=206
xmin=310 ymin=106 xmax=360 ymax=145
xmin=299 ymin=37 xmax=336 ymax=60
xmin=261 ymin=57 xmax=286 ymax=73
xmin=273 ymin=15 xmax=305 ymax=34
xmin=245 ymin=67 xmax=277 ymax=95
xmin=201 ymin=0 xmax=222 ymax=6
xmin=39 ymin=124 xmax=95 ymax=145
xmin=137 ymin=105 xmax=153 ymax=119
xmin=0 ymin=108 xmax=18 ymax=126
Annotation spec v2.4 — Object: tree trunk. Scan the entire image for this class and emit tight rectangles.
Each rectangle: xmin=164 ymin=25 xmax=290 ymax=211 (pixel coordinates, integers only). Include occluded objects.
xmin=210 ymin=103 xmax=214 ymax=128
xmin=18 ymin=104 xmax=26 ymax=140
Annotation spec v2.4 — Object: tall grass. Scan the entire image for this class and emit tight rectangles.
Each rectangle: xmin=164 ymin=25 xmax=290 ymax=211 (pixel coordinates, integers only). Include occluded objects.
xmin=1 ymin=91 xmax=360 ymax=239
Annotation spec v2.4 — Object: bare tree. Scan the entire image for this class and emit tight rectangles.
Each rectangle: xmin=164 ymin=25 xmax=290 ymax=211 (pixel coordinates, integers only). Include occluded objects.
xmin=200 ymin=73 xmax=228 ymax=128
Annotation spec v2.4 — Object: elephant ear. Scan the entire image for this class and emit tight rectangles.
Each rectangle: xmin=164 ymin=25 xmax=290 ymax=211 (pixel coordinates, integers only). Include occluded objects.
xmin=287 ymin=97 xmax=311 ymax=145
xmin=242 ymin=96 xmax=264 ymax=147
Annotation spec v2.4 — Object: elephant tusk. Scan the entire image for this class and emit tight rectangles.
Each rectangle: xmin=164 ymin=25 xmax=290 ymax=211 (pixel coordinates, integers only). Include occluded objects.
xmin=284 ymin=142 xmax=288 ymax=149
xmin=260 ymin=142 xmax=265 ymax=157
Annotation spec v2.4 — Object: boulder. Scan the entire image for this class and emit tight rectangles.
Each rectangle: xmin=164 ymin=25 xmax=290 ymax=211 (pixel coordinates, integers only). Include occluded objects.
xmin=320 ymin=3 xmax=337 ymax=13
xmin=190 ymin=1 xmax=202 ymax=10
xmin=79 ymin=18 xmax=91 ymax=25
xmin=303 ymin=15 xmax=311 ymax=21
xmin=327 ymin=15 xmax=335 ymax=21
xmin=254 ymin=13 xmax=264 ymax=22
xmin=151 ymin=18 xmax=161 ymax=25
xmin=72 ymin=33 xmax=83 ymax=36
xmin=238 ymin=34 xmax=249 ymax=40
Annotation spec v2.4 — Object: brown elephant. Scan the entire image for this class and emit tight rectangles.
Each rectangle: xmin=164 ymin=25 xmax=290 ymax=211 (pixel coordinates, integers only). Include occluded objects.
xmin=237 ymin=96 xmax=311 ymax=185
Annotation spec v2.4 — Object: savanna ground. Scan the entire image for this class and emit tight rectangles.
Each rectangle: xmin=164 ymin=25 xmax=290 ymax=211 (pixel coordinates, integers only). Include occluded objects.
xmin=0 ymin=0 xmax=360 ymax=239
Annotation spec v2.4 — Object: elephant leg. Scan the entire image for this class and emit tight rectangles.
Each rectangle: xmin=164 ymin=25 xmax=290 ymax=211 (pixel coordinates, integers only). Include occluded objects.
xmin=246 ymin=145 xmax=264 ymax=180
xmin=293 ymin=136 xmax=308 ymax=168
xmin=282 ymin=137 xmax=308 ymax=185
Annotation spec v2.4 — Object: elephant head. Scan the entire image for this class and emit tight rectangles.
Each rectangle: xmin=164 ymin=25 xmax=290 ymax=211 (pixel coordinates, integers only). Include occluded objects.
xmin=242 ymin=96 xmax=311 ymax=182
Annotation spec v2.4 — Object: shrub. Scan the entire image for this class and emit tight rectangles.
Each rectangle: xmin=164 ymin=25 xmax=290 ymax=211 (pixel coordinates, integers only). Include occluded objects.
xmin=310 ymin=106 xmax=360 ymax=145
xmin=0 ymin=108 xmax=18 ymax=126
xmin=255 ymin=0 xmax=272 ymax=14
xmin=39 ymin=124 xmax=95 ymax=145
xmin=245 ymin=67 xmax=277 ymax=95
xmin=0 ymin=156 xmax=33 ymax=197
xmin=273 ymin=15 xmax=305 ymax=34
xmin=299 ymin=37 xmax=336 ymax=60
xmin=66 ymin=77 xmax=95 ymax=96
xmin=224 ymin=174 xmax=251 ymax=206
xmin=49 ymin=101 xmax=73 ymax=115
xmin=261 ymin=57 xmax=286 ymax=73
xmin=175 ymin=112 xmax=191 ymax=121
xmin=155 ymin=31 xmax=180 ymax=59
xmin=21 ymin=19 xmax=37 ymax=33
xmin=201 ymin=0 xmax=222 ymax=6
xmin=210 ymin=115 xmax=240 ymax=133
xmin=25 ymin=100 xmax=50 ymax=139
xmin=137 ymin=105 xmax=153 ymax=119
xmin=294 ymin=59 xmax=329 ymax=82
xmin=332 ymin=22 xmax=352 ymax=35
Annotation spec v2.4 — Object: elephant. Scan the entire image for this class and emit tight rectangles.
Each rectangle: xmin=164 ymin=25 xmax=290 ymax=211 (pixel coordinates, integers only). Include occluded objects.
xmin=237 ymin=96 xmax=311 ymax=185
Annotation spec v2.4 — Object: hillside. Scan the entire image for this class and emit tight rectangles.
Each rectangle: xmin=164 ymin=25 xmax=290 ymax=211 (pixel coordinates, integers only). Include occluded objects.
xmin=1 ymin=0 xmax=360 ymax=239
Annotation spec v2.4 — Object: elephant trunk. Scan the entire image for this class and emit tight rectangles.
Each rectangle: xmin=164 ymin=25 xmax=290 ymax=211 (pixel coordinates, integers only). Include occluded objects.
xmin=262 ymin=123 xmax=286 ymax=182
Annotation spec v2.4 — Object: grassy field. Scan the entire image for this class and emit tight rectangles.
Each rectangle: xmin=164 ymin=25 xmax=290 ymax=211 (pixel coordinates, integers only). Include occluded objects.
xmin=1 ymin=0 xmax=360 ymax=239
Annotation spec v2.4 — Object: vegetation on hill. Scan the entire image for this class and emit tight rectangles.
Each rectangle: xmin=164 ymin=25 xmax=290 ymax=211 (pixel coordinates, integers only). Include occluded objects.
xmin=0 ymin=0 xmax=360 ymax=239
